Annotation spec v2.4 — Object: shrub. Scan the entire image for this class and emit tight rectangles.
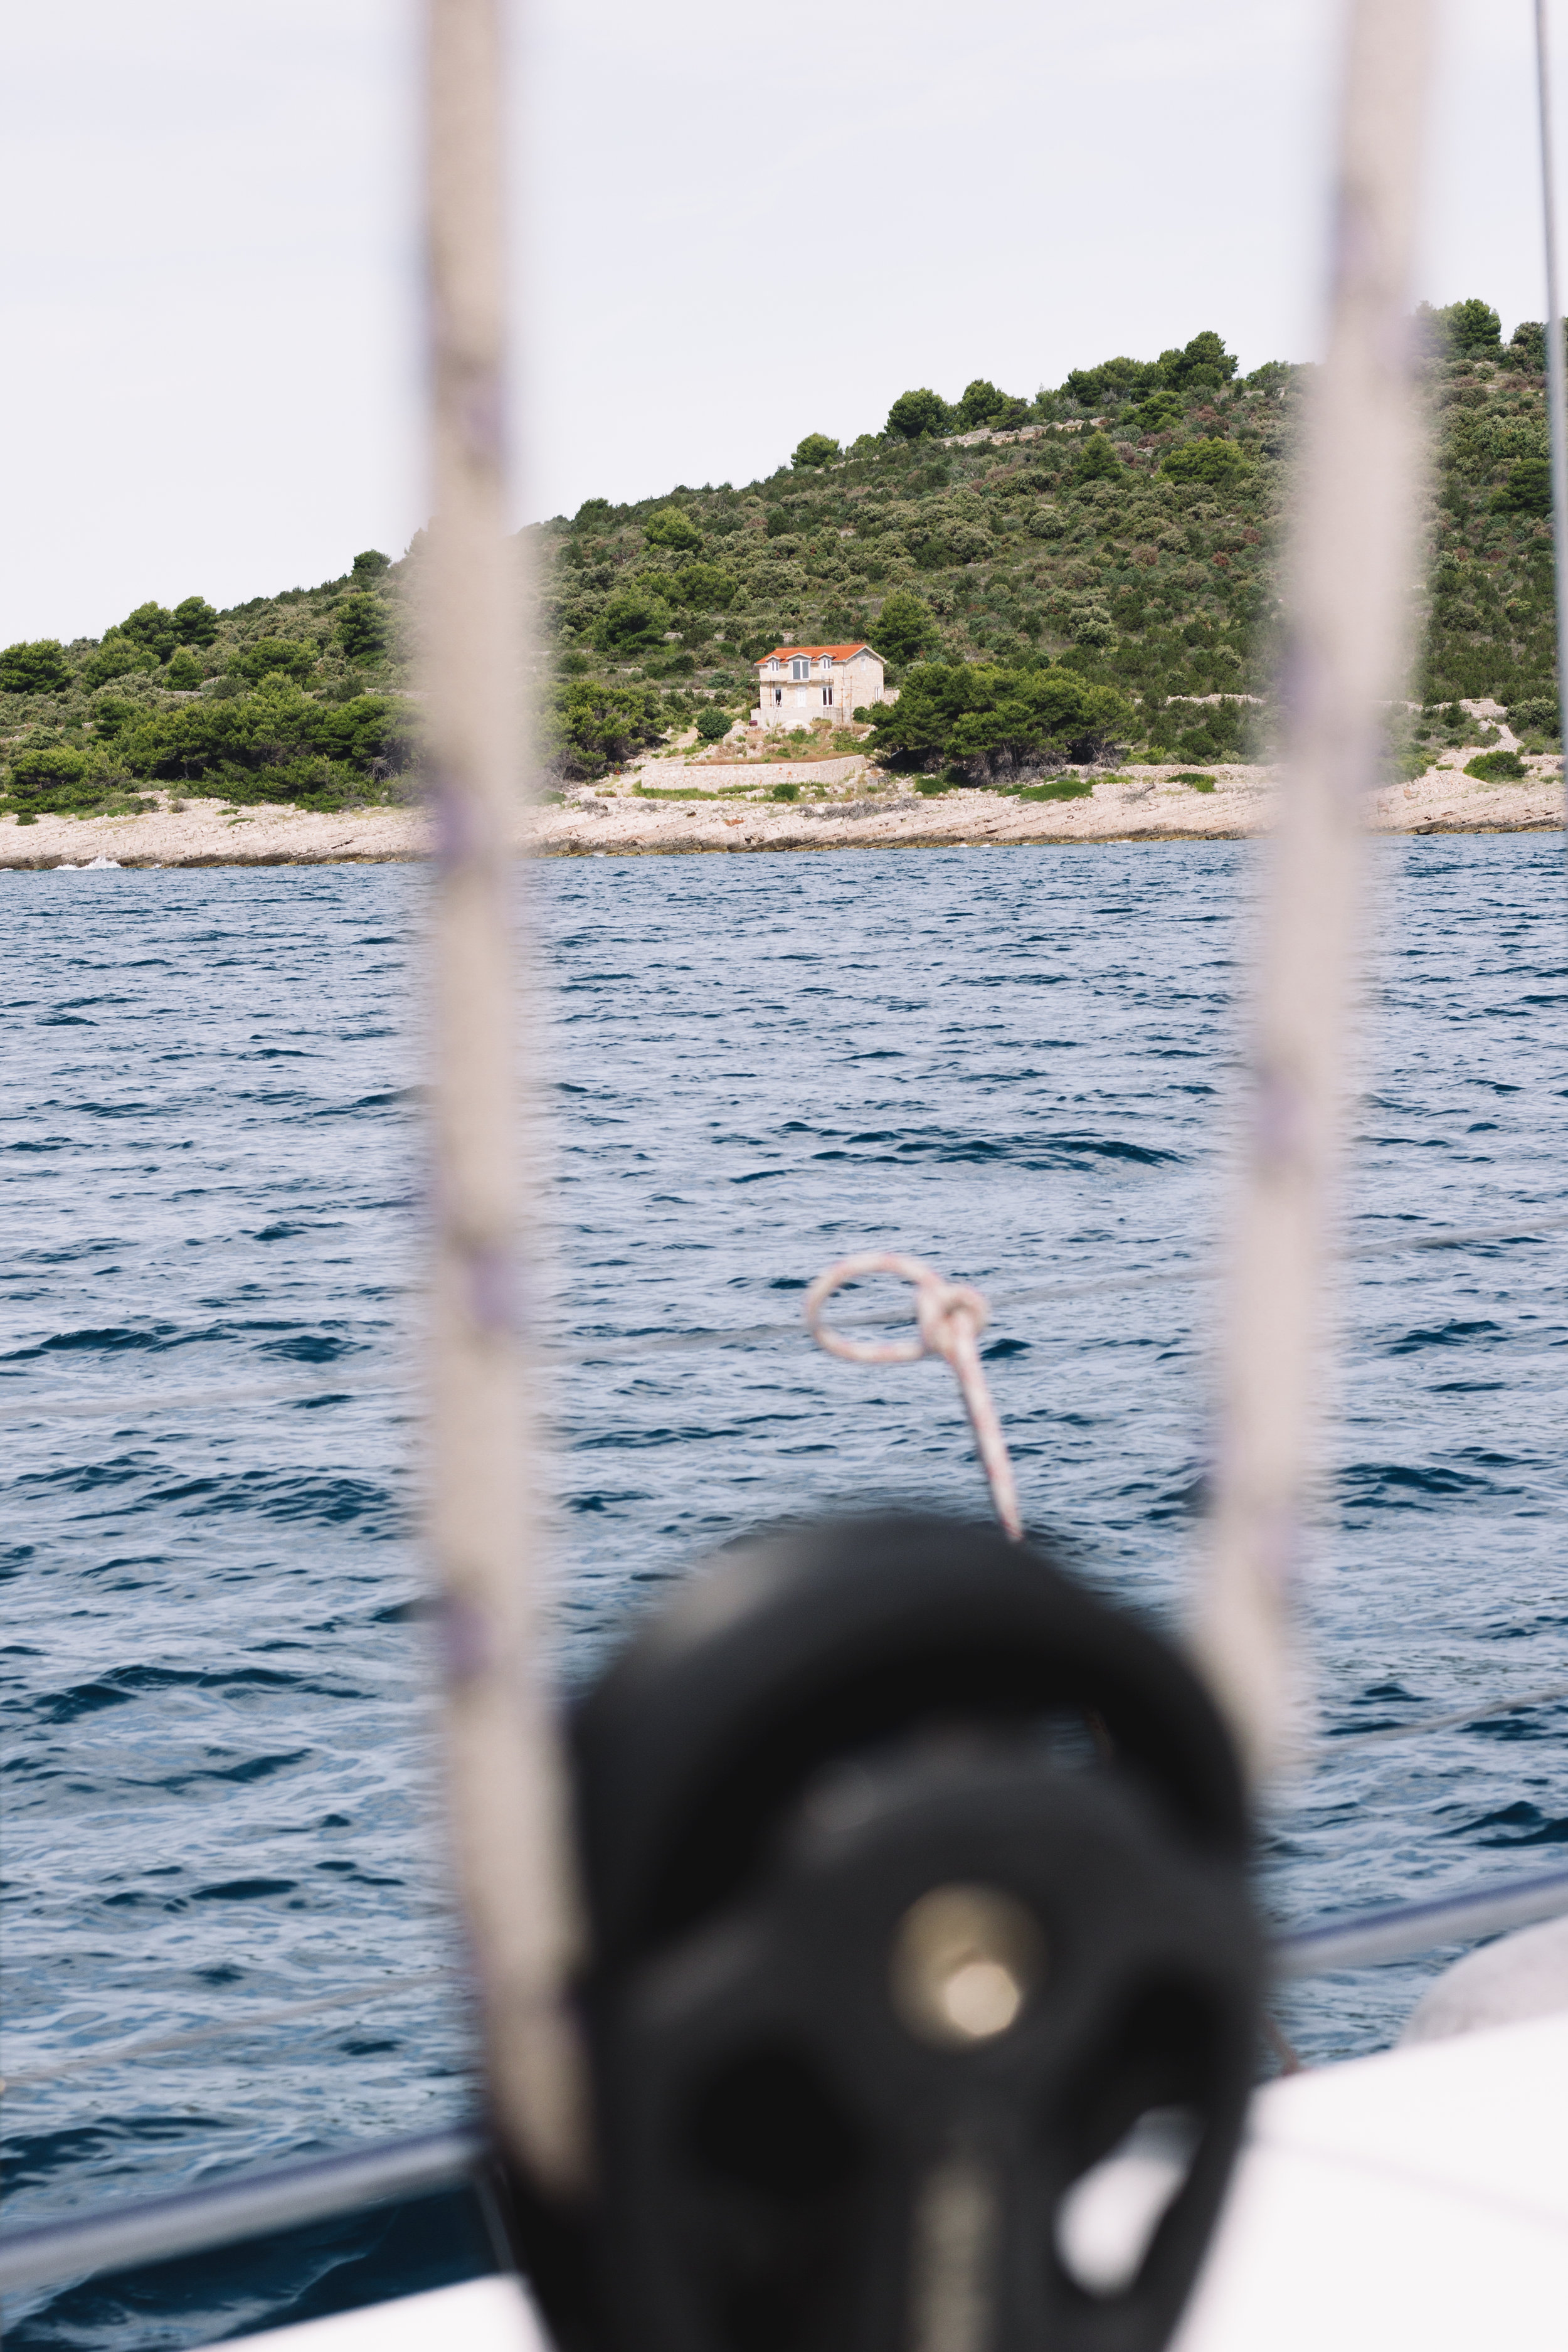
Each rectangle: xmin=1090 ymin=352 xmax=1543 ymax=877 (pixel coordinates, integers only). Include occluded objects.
xmin=119 ymin=601 xmax=177 ymax=659
xmin=6 ymin=745 xmax=105 ymax=810
xmin=695 ymin=706 xmax=730 ymax=742
xmin=1419 ymin=297 xmax=1502 ymax=360
xmin=875 ymin=588 xmax=939 ymax=664
xmin=172 ymin=596 xmax=220 ymax=646
xmin=166 ymin=648 xmax=204 ymax=689
xmin=922 ymin=519 xmax=992 ymax=567
xmin=770 ymin=780 xmax=799 ymax=800
xmin=596 ymin=588 xmax=672 ymax=653
xmin=83 ymin=633 xmax=158 ymax=687
xmin=1174 ymin=703 xmax=1251 ymax=761
xmin=233 ymin=637 xmax=318 ymax=684
xmin=886 ymin=388 xmax=951 ymax=441
xmin=91 ymin=695 xmax=141 ymax=739
xmin=792 ymin=433 xmax=840 ymax=470
xmin=315 ymin=693 xmax=418 ymax=774
xmin=93 ymin=682 xmax=416 ymax=802
xmin=1162 ymin=437 xmax=1254 ymax=486
xmin=1506 ymin=694 xmax=1560 ymax=737
xmin=336 ymin=595 xmax=389 ymax=662
xmin=1157 ymin=331 xmax=1237 ymax=394
xmin=11 ymin=744 xmax=93 ymax=788
xmin=544 ymin=679 xmax=667 ymax=778
xmin=955 ymin=379 xmax=1014 ymax=430
xmin=1063 ymin=355 xmax=1163 ymax=410
xmin=1504 ymin=321 xmax=1549 ymax=371
xmin=0 ymin=638 xmax=73 ymax=694
xmin=642 ymin=506 xmax=704 ymax=553
xmin=1495 ymin=457 xmax=1552 ymax=516
xmin=870 ymin=660 xmax=1133 ymax=777
xmin=1128 ymin=389 xmax=1185 ymax=435
xmin=1173 ymin=770 xmax=1216 ymax=792
xmin=1067 ymin=600 xmax=1113 ymax=647
xmin=1465 ymin=748 xmax=1527 ymax=780
xmin=1074 ymin=434 xmax=1123 ymax=482
xmin=659 ymin=561 xmax=735 ymax=612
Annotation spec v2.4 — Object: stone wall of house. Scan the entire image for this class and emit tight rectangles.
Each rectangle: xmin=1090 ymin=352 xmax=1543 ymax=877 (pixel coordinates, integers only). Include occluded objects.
xmin=754 ymin=646 xmax=885 ymax=729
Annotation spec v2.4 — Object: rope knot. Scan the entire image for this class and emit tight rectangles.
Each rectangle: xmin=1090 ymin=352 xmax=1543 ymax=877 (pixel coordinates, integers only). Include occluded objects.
xmin=915 ymin=1276 xmax=990 ymax=1362
xmin=803 ymin=1252 xmax=1021 ymax=1542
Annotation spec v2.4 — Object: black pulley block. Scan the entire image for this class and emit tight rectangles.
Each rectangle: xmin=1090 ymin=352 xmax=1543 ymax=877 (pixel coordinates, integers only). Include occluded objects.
xmin=509 ymin=1512 xmax=1261 ymax=2352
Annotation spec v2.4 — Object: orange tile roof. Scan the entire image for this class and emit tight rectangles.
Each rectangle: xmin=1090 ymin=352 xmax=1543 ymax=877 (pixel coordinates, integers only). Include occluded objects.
xmin=755 ymin=642 xmax=874 ymax=665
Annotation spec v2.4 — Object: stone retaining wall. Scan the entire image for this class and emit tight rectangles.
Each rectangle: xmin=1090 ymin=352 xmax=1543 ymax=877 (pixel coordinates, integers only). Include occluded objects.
xmin=629 ymin=755 xmax=868 ymax=790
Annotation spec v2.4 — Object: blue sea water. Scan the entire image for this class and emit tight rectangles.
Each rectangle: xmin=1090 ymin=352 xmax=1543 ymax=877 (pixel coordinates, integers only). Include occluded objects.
xmin=1 ymin=838 xmax=1564 ymax=2344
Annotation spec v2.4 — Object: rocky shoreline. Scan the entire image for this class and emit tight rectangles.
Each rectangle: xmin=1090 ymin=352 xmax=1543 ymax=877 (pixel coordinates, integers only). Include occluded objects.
xmin=1 ymin=753 xmax=1560 ymax=870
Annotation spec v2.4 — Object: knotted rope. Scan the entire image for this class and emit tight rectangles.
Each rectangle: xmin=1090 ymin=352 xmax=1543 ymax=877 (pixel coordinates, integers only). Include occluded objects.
xmin=804 ymin=1252 xmax=1023 ymax=1542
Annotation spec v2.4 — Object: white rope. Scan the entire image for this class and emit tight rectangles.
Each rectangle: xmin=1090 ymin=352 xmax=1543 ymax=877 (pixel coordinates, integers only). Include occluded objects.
xmin=1195 ymin=0 xmax=1437 ymax=1784
xmin=1535 ymin=0 xmax=1568 ymax=832
xmin=805 ymin=1253 xmax=1024 ymax=1540
xmin=423 ymin=0 xmax=589 ymax=2196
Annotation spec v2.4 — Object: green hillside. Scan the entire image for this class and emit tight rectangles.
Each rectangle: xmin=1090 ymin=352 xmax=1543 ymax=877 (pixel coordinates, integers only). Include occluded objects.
xmin=0 ymin=551 xmax=419 ymax=821
xmin=2 ymin=299 xmax=1560 ymax=817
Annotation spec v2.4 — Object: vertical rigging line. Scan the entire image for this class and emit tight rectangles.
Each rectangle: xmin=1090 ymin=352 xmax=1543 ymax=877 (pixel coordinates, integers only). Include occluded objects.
xmin=1194 ymin=0 xmax=1436 ymax=1783
xmin=1535 ymin=0 xmax=1568 ymax=832
xmin=423 ymin=0 xmax=590 ymax=2196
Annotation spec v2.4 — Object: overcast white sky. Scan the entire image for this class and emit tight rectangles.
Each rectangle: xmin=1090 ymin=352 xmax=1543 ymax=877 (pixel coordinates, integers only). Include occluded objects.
xmin=1 ymin=0 xmax=1559 ymax=644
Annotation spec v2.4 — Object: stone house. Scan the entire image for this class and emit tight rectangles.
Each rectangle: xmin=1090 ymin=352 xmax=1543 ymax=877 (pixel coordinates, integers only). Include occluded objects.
xmin=751 ymin=641 xmax=886 ymax=730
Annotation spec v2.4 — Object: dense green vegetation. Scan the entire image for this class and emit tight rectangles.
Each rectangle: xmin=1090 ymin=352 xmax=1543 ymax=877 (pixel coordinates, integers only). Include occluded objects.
xmin=0 ymin=548 xmax=419 ymax=817
xmin=541 ymin=299 xmax=1566 ymax=780
xmin=535 ymin=326 xmax=1290 ymax=779
xmin=4 ymin=299 xmax=1560 ymax=816
xmin=867 ymin=664 xmax=1135 ymax=779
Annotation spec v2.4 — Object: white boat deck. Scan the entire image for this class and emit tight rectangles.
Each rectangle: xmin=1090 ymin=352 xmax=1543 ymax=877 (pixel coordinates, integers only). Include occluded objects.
xmin=220 ymin=2009 xmax=1568 ymax=2351
xmin=1175 ymin=2008 xmax=1568 ymax=2348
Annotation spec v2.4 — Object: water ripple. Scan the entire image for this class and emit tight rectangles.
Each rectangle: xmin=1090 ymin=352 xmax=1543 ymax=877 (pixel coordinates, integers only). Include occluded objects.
xmin=1 ymin=844 xmax=1565 ymax=2345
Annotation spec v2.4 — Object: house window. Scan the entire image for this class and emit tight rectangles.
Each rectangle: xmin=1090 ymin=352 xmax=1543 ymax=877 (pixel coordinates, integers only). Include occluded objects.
xmin=766 ymin=659 xmax=780 ymax=674
xmin=773 ymin=687 xmax=783 ymax=705
xmin=822 ymin=686 xmax=834 ymax=706
xmin=790 ymin=657 xmax=809 ymax=681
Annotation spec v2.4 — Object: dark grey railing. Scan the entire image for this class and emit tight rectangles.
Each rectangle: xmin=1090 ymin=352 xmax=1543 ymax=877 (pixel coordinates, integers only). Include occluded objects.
xmin=6 ymin=1860 xmax=1568 ymax=2299
xmin=1270 ymin=1857 xmax=1568 ymax=1978
xmin=0 ymin=2126 xmax=488 ymax=2297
